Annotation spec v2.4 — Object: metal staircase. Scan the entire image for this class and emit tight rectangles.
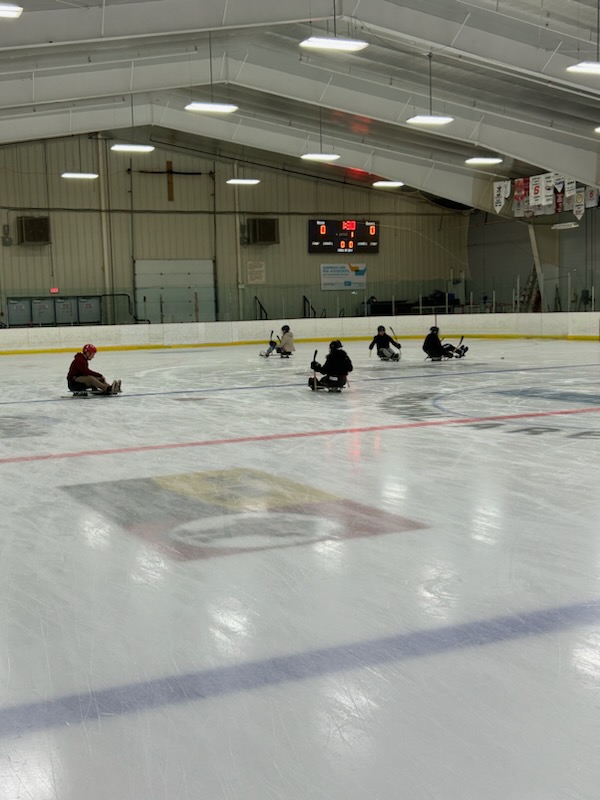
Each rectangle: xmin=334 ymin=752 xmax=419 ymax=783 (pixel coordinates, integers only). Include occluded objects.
xmin=521 ymin=267 xmax=541 ymax=312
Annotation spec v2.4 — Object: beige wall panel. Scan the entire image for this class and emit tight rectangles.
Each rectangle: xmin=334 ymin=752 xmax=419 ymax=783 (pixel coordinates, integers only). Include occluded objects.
xmin=50 ymin=212 xmax=105 ymax=294
xmin=0 ymin=241 xmax=53 ymax=297
xmin=0 ymin=136 xmax=468 ymax=322
xmin=107 ymin=213 xmax=134 ymax=293
xmin=132 ymin=213 xmax=215 ymax=261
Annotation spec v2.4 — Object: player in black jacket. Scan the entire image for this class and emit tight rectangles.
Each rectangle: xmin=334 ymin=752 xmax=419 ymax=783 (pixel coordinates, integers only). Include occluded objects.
xmin=309 ymin=340 xmax=353 ymax=391
xmin=423 ymin=327 xmax=468 ymax=360
xmin=368 ymin=325 xmax=401 ymax=361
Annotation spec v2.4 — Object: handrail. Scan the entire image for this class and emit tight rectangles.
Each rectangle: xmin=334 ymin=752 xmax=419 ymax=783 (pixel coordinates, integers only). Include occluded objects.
xmin=303 ymin=295 xmax=316 ymax=318
xmin=320 ymin=308 xmax=327 ymax=317
xmin=99 ymin=293 xmax=150 ymax=324
xmin=254 ymin=296 xmax=268 ymax=320
xmin=338 ymin=308 xmax=345 ymax=317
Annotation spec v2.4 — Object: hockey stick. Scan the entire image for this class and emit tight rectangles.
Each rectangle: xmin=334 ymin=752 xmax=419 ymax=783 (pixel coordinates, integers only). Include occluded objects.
xmin=389 ymin=325 xmax=401 ymax=359
xmin=312 ymin=349 xmax=318 ymax=390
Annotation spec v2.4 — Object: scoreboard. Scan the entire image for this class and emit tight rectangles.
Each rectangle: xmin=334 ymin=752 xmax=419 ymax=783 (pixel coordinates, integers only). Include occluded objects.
xmin=308 ymin=219 xmax=379 ymax=253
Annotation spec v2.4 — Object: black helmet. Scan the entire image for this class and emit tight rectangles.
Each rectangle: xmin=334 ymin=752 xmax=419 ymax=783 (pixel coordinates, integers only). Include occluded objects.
xmin=281 ymin=325 xmax=290 ymax=333
xmin=377 ymin=325 xmax=385 ymax=332
xmin=430 ymin=326 xmax=439 ymax=333
xmin=330 ymin=340 xmax=343 ymax=350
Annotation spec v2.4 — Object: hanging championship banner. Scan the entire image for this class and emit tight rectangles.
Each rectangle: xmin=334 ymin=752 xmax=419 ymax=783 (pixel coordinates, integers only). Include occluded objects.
xmin=555 ymin=191 xmax=564 ymax=214
xmin=565 ymin=178 xmax=577 ymax=197
xmin=493 ymin=181 xmax=506 ymax=213
xmin=513 ymin=199 xmax=525 ymax=218
xmin=529 ymin=174 xmax=543 ymax=206
xmin=553 ymin=173 xmax=565 ymax=193
xmin=503 ymin=180 xmax=512 ymax=198
xmin=574 ymin=191 xmax=585 ymax=220
xmin=543 ymin=172 xmax=554 ymax=204
xmin=513 ymin=177 xmax=529 ymax=202
xmin=585 ymin=186 xmax=599 ymax=208
xmin=563 ymin=193 xmax=575 ymax=212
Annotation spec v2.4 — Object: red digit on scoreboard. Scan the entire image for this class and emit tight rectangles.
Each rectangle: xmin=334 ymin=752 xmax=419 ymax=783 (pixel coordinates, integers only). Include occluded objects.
xmin=369 ymin=225 xmax=376 ymax=236
xmin=320 ymin=224 xmax=327 ymax=235
xmin=342 ymin=220 xmax=356 ymax=231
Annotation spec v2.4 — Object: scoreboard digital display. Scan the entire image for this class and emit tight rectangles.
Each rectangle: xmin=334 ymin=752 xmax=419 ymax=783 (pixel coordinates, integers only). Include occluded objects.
xmin=308 ymin=219 xmax=379 ymax=253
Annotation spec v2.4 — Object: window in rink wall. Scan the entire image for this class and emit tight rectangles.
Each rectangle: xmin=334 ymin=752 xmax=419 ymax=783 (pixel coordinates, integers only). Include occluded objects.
xmin=308 ymin=219 xmax=379 ymax=253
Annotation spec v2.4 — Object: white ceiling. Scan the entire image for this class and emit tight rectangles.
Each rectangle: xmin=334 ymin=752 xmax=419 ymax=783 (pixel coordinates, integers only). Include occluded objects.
xmin=2 ymin=0 xmax=600 ymax=209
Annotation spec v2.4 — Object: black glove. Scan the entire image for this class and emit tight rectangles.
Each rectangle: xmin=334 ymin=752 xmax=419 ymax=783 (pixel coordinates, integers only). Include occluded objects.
xmin=311 ymin=361 xmax=321 ymax=371
xmin=269 ymin=340 xmax=276 ymax=347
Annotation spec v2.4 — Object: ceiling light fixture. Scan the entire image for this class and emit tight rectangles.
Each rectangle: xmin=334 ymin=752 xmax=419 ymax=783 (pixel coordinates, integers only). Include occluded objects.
xmin=61 ymin=172 xmax=98 ymax=180
xmin=299 ymin=0 xmax=368 ymax=53
xmin=465 ymin=156 xmax=503 ymax=165
xmin=407 ymin=53 xmax=454 ymax=126
xmin=567 ymin=61 xmax=600 ymax=74
xmin=0 ymin=4 xmax=22 ymax=18
xmin=300 ymin=36 xmax=368 ymax=52
xmin=226 ymin=178 xmax=260 ymax=185
xmin=110 ymin=143 xmax=155 ymax=153
xmin=567 ymin=0 xmax=600 ymax=73
xmin=185 ymin=32 xmax=239 ymax=114
xmin=301 ymin=107 xmax=340 ymax=162
xmin=372 ymin=180 xmax=404 ymax=188
xmin=110 ymin=96 xmax=155 ymax=154
xmin=551 ymin=221 xmax=579 ymax=230
xmin=186 ymin=101 xmax=238 ymax=113
xmin=301 ymin=152 xmax=341 ymax=162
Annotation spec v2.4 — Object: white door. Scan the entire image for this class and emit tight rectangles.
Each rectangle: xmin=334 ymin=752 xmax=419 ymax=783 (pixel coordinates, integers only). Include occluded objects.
xmin=134 ymin=259 xmax=216 ymax=323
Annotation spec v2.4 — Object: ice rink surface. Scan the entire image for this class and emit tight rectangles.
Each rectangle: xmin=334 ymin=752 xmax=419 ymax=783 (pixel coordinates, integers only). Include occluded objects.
xmin=0 ymin=336 xmax=599 ymax=800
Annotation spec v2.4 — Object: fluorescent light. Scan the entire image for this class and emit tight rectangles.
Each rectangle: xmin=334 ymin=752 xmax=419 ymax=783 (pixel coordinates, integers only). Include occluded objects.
xmin=299 ymin=36 xmax=368 ymax=53
xmin=61 ymin=172 xmax=99 ymax=180
xmin=185 ymin=101 xmax=238 ymax=113
xmin=551 ymin=221 xmax=579 ymax=230
xmin=372 ymin=180 xmax=404 ymax=188
xmin=567 ymin=61 xmax=600 ymax=74
xmin=110 ymin=143 xmax=155 ymax=153
xmin=465 ymin=156 xmax=503 ymax=165
xmin=300 ymin=152 xmax=340 ymax=162
xmin=226 ymin=178 xmax=260 ymax=185
xmin=0 ymin=4 xmax=23 ymax=18
xmin=407 ymin=114 xmax=454 ymax=125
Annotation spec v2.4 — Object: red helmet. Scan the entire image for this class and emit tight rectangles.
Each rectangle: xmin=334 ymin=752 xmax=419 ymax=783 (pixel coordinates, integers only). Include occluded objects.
xmin=82 ymin=343 xmax=97 ymax=358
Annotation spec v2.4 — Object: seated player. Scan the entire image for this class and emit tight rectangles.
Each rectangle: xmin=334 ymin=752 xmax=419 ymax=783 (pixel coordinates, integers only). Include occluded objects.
xmin=368 ymin=325 xmax=401 ymax=361
xmin=67 ymin=343 xmax=121 ymax=395
xmin=262 ymin=325 xmax=295 ymax=358
xmin=422 ymin=327 xmax=468 ymax=361
xmin=308 ymin=340 xmax=353 ymax=391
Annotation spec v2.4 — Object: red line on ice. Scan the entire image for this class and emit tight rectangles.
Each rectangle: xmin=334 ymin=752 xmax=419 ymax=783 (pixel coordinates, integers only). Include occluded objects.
xmin=2 ymin=406 xmax=600 ymax=465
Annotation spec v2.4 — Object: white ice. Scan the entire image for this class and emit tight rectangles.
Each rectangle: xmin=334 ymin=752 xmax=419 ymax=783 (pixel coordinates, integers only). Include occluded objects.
xmin=0 ymin=338 xmax=599 ymax=800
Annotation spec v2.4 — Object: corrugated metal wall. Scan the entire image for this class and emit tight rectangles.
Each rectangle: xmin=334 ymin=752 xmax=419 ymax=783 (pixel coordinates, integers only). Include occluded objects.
xmin=0 ymin=136 xmax=469 ymax=323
